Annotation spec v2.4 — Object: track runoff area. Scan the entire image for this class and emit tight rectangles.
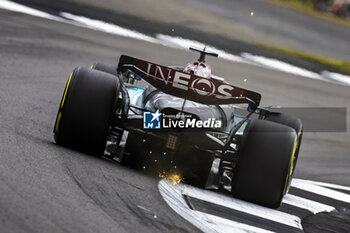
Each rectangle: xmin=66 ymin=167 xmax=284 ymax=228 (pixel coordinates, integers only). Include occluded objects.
xmin=159 ymin=178 xmax=350 ymax=233
xmin=1 ymin=0 xmax=349 ymax=232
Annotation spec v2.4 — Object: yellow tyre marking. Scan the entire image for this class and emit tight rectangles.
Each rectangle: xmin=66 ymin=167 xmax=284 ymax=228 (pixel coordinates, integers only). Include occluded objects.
xmin=61 ymin=72 xmax=73 ymax=108
xmin=281 ymin=133 xmax=298 ymax=204
xmin=55 ymin=72 xmax=73 ymax=133
xmin=283 ymin=125 xmax=302 ymax=193
xmin=55 ymin=112 xmax=62 ymax=132
xmin=288 ymin=135 xmax=298 ymax=178
xmin=298 ymin=125 xmax=303 ymax=137
xmin=90 ymin=64 xmax=94 ymax=69
xmin=285 ymin=125 xmax=302 ymax=191
xmin=279 ymin=124 xmax=302 ymax=205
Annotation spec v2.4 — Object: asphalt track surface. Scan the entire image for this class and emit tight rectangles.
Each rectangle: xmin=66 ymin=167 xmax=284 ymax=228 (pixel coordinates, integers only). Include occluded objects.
xmin=0 ymin=2 xmax=350 ymax=233
xmin=187 ymin=0 xmax=350 ymax=61
xmin=5 ymin=0 xmax=350 ymax=75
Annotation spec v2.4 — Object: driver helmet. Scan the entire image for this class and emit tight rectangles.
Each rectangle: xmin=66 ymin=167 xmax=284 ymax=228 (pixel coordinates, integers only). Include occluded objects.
xmin=183 ymin=61 xmax=211 ymax=79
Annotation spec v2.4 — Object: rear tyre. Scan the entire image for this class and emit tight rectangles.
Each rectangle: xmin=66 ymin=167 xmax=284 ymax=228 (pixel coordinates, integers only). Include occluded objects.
xmin=92 ymin=63 xmax=118 ymax=76
xmin=54 ymin=67 xmax=119 ymax=155
xmin=266 ymin=113 xmax=303 ymax=175
xmin=232 ymin=119 xmax=297 ymax=208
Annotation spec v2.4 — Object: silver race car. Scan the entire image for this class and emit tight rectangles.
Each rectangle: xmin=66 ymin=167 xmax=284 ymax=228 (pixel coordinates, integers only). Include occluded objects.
xmin=54 ymin=47 xmax=303 ymax=208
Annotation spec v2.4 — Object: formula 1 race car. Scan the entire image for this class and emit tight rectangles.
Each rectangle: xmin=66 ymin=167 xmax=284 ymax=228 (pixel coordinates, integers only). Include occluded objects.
xmin=53 ymin=47 xmax=303 ymax=208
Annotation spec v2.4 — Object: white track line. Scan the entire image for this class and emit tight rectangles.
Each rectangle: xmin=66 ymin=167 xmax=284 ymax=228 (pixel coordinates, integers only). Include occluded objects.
xmin=293 ymin=178 xmax=350 ymax=192
xmin=291 ymin=179 xmax=350 ymax=204
xmin=159 ymin=178 xmax=350 ymax=233
xmin=194 ymin=211 xmax=274 ymax=233
xmin=156 ymin=34 xmax=248 ymax=64
xmin=60 ymin=12 xmax=159 ymax=43
xmin=320 ymin=71 xmax=350 ymax=85
xmin=158 ymin=179 xmax=221 ymax=233
xmin=0 ymin=0 xmax=61 ymax=20
xmin=182 ymin=183 xmax=302 ymax=229
xmin=241 ymin=52 xmax=322 ymax=80
xmin=1 ymin=0 xmax=350 ymax=86
xmin=159 ymin=179 xmax=277 ymax=233
xmin=282 ymin=194 xmax=335 ymax=214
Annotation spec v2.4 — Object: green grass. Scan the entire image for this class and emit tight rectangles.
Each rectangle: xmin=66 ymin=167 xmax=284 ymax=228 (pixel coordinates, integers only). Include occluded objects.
xmin=265 ymin=0 xmax=350 ymax=27
xmin=256 ymin=43 xmax=350 ymax=73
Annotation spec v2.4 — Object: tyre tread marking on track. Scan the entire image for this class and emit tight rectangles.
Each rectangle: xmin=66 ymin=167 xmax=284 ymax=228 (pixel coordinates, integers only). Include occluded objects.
xmin=159 ymin=179 xmax=350 ymax=233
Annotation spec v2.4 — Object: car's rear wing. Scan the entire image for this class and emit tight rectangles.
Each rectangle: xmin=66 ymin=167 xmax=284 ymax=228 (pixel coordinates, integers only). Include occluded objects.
xmin=117 ymin=55 xmax=261 ymax=107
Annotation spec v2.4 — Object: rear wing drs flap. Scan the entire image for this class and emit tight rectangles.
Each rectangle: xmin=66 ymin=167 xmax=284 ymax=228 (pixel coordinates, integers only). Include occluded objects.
xmin=117 ymin=55 xmax=261 ymax=107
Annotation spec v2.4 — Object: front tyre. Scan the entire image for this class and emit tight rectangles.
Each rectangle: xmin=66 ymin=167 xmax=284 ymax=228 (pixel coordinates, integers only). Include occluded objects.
xmin=54 ymin=67 xmax=119 ymax=155
xmin=232 ymin=119 xmax=297 ymax=208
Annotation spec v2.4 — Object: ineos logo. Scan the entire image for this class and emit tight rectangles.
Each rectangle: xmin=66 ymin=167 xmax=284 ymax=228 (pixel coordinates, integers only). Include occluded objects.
xmin=145 ymin=64 xmax=235 ymax=99
xmin=191 ymin=78 xmax=215 ymax=96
